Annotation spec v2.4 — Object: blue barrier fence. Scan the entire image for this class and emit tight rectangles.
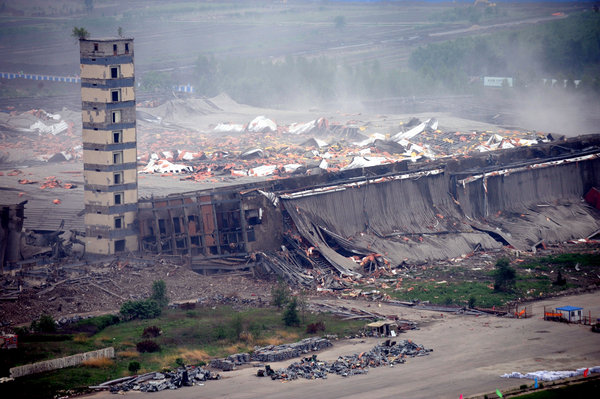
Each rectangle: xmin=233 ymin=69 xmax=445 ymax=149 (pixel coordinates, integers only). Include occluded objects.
xmin=0 ymin=72 xmax=81 ymax=83
xmin=2 ymin=72 xmax=195 ymax=93
xmin=173 ymin=84 xmax=195 ymax=93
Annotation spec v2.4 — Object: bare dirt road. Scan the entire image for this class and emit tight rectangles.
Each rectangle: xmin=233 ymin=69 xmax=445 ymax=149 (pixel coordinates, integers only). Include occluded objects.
xmin=86 ymin=292 xmax=600 ymax=399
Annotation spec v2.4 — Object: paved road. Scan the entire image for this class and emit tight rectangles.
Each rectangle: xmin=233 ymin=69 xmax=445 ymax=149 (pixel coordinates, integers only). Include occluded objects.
xmin=86 ymin=292 xmax=600 ymax=399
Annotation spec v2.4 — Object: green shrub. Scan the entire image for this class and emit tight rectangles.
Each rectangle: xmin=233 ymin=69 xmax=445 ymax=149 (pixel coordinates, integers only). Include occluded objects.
xmin=494 ymin=258 xmax=516 ymax=292
xmin=306 ymin=321 xmax=325 ymax=334
xmin=120 ymin=299 xmax=162 ymax=320
xmin=136 ymin=340 xmax=161 ymax=353
xmin=271 ymin=279 xmax=290 ymax=309
xmin=151 ymin=280 xmax=169 ymax=308
xmin=128 ymin=361 xmax=140 ymax=374
xmin=283 ymin=298 xmax=300 ymax=327
xmin=141 ymin=326 xmax=161 ymax=338
xmin=30 ymin=314 xmax=56 ymax=333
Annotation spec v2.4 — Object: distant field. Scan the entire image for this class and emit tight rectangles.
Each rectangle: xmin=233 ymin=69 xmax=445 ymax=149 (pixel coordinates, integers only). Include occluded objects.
xmin=0 ymin=0 xmax=587 ymax=73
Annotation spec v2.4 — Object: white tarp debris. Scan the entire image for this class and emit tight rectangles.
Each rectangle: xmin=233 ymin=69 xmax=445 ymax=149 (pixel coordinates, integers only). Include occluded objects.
xmin=140 ymin=159 xmax=193 ymax=174
xmin=178 ymin=151 xmax=196 ymax=161
xmin=478 ymin=134 xmax=545 ymax=152
xmin=214 ymin=123 xmax=244 ymax=133
xmin=161 ymin=151 xmax=174 ymax=161
xmin=247 ymin=116 xmax=277 ymax=133
xmin=390 ymin=119 xmax=429 ymax=142
xmin=314 ymin=138 xmax=328 ymax=148
xmin=284 ymin=164 xmax=302 ymax=173
xmin=319 ymin=159 xmax=328 ymax=169
xmin=341 ymin=156 xmax=390 ymax=170
xmin=259 ymin=190 xmax=279 ymax=207
xmin=248 ymin=164 xmax=277 ymax=177
xmin=29 ymin=120 xmax=69 ymax=135
xmin=428 ymin=118 xmax=439 ymax=131
xmin=501 ymin=366 xmax=600 ymax=381
xmin=42 ymin=111 xmax=61 ymax=121
xmin=289 ymin=120 xmax=317 ymax=135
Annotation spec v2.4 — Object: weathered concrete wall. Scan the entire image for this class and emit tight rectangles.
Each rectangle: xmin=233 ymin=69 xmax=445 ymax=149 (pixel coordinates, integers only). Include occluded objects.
xmin=10 ymin=347 xmax=114 ymax=378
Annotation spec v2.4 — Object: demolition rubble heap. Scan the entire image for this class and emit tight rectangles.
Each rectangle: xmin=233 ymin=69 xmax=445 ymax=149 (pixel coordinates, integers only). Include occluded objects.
xmin=0 ymin=257 xmax=271 ymax=326
xmin=101 ymin=367 xmax=220 ymax=393
xmin=262 ymin=339 xmax=431 ymax=381
xmin=210 ymin=337 xmax=333 ymax=371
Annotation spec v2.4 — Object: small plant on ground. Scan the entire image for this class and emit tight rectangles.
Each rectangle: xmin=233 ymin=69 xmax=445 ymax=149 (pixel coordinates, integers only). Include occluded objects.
xmin=136 ymin=340 xmax=161 ymax=353
xmin=306 ymin=321 xmax=326 ymax=334
xmin=142 ymin=326 xmax=161 ymax=338
xmin=468 ymin=296 xmax=477 ymax=308
xmin=494 ymin=258 xmax=516 ymax=292
xmin=271 ymin=278 xmax=290 ymax=309
xmin=30 ymin=314 xmax=56 ymax=333
xmin=128 ymin=361 xmax=140 ymax=374
xmin=151 ymin=280 xmax=169 ymax=308
xmin=283 ymin=298 xmax=300 ymax=327
xmin=553 ymin=270 xmax=567 ymax=286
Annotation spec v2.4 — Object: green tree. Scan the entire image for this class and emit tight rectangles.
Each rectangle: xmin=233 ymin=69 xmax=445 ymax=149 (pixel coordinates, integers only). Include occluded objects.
xmin=493 ymin=258 xmax=516 ymax=292
xmin=283 ymin=297 xmax=300 ymax=326
xmin=71 ymin=26 xmax=90 ymax=41
xmin=118 ymin=26 xmax=123 ymax=37
xmin=270 ymin=278 xmax=290 ymax=309
xmin=151 ymin=280 xmax=169 ymax=308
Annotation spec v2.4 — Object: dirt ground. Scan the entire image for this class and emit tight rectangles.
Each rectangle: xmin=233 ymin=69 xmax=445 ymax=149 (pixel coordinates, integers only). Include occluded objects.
xmin=0 ymin=257 xmax=275 ymax=327
xmin=84 ymin=292 xmax=600 ymax=399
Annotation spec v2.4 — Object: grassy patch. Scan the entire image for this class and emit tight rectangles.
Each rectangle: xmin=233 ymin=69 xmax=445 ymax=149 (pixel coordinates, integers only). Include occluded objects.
xmin=0 ymin=305 xmax=364 ymax=398
xmin=383 ymin=280 xmax=514 ymax=308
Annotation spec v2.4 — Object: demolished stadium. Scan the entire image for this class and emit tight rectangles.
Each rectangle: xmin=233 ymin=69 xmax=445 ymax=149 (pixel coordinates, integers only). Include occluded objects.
xmin=136 ymin=134 xmax=600 ymax=284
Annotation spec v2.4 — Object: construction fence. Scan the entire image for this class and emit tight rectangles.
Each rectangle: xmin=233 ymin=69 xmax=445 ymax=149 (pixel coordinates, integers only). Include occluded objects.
xmin=9 ymin=347 xmax=114 ymax=378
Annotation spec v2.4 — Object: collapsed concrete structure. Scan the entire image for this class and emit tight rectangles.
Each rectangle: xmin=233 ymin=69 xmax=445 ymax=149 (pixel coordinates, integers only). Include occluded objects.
xmin=137 ymin=135 xmax=600 ymax=278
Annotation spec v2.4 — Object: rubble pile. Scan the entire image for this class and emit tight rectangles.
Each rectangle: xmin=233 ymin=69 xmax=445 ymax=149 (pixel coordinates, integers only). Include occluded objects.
xmin=252 ymin=337 xmax=333 ymax=363
xmin=0 ymin=257 xmax=271 ymax=327
xmin=103 ymin=367 xmax=220 ymax=393
xmin=208 ymin=338 xmax=332 ymax=371
xmin=134 ymin=97 xmax=552 ymax=183
xmin=0 ymin=108 xmax=81 ymax=164
xmin=263 ymin=339 xmax=431 ymax=381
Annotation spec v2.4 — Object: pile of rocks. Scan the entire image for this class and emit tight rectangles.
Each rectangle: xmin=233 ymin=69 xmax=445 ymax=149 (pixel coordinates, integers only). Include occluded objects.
xmin=105 ymin=367 xmax=219 ymax=393
xmin=251 ymin=337 xmax=332 ymax=363
xmin=262 ymin=339 xmax=431 ymax=381
xmin=209 ymin=337 xmax=333 ymax=371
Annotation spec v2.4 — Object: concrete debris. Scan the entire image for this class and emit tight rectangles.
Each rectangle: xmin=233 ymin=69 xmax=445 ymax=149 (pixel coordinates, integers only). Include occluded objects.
xmin=102 ymin=366 xmax=220 ymax=393
xmin=0 ymin=257 xmax=271 ymax=327
xmin=0 ymin=108 xmax=81 ymax=163
xmin=208 ymin=338 xmax=332 ymax=372
xmin=261 ymin=339 xmax=431 ymax=381
xmin=209 ymin=359 xmax=236 ymax=371
xmin=252 ymin=337 xmax=332 ymax=363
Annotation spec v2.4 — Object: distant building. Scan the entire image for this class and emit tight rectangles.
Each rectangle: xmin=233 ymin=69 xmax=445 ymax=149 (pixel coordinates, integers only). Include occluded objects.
xmin=79 ymin=38 xmax=138 ymax=255
xmin=556 ymin=306 xmax=583 ymax=323
xmin=483 ymin=76 xmax=513 ymax=88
